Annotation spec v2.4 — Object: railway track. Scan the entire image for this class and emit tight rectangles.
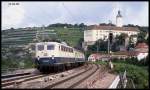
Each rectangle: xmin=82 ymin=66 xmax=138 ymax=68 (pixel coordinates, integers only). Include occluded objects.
xmin=2 ymin=64 xmax=89 ymax=89
xmin=69 ymin=64 xmax=99 ymax=88
xmin=2 ymin=74 xmax=46 ymax=88
xmin=44 ymin=64 xmax=99 ymax=89
xmin=2 ymin=72 xmax=31 ymax=79
xmin=2 ymin=74 xmax=36 ymax=83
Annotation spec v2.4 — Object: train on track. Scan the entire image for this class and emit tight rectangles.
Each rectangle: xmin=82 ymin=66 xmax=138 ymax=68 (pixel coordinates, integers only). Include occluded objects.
xmin=34 ymin=42 xmax=85 ymax=72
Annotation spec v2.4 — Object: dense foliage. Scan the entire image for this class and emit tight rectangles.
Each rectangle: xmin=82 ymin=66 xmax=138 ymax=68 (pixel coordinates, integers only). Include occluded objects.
xmin=47 ymin=23 xmax=87 ymax=29
xmin=111 ymin=56 xmax=149 ymax=66
xmin=94 ymin=59 xmax=149 ymax=89
xmin=112 ymin=62 xmax=149 ymax=88
xmin=88 ymin=39 xmax=108 ymax=52
xmin=87 ymin=33 xmax=128 ymax=52
xmin=2 ymin=47 xmax=34 ymax=70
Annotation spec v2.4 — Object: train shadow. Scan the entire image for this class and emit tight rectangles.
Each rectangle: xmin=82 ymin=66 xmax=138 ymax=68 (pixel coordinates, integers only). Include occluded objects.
xmin=40 ymin=63 xmax=85 ymax=74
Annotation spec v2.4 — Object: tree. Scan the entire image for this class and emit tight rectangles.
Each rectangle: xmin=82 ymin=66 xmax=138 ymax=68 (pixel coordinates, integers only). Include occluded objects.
xmin=123 ymin=24 xmax=136 ymax=27
xmin=111 ymin=42 xmax=118 ymax=51
xmin=99 ymin=23 xmax=107 ymax=26
xmin=74 ymin=38 xmax=84 ymax=51
xmin=74 ymin=24 xmax=78 ymax=28
xmin=78 ymin=23 xmax=83 ymax=28
xmin=115 ymin=33 xmax=127 ymax=46
xmin=88 ymin=39 xmax=108 ymax=52
xmin=137 ymin=31 xmax=146 ymax=43
xmin=10 ymin=27 xmax=15 ymax=30
xmin=146 ymin=36 xmax=149 ymax=45
xmin=99 ymin=23 xmax=115 ymax=26
xmin=127 ymin=35 xmax=137 ymax=51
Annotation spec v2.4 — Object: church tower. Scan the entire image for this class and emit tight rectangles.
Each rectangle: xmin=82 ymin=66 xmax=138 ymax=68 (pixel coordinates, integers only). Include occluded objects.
xmin=116 ymin=10 xmax=123 ymax=27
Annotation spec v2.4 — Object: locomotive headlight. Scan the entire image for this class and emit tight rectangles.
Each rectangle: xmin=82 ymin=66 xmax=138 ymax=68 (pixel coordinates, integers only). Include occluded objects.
xmin=52 ymin=55 xmax=54 ymax=59
xmin=37 ymin=56 xmax=40 ymax=60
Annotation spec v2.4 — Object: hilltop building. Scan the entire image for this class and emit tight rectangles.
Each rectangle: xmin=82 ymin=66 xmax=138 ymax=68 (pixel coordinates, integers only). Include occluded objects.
xmin=83 ymin=10 xmax=140 ymax=50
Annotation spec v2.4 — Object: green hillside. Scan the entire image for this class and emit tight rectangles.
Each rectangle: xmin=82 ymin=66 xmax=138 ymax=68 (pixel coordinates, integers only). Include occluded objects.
xmin=2 ymin=27 xmax=83 ymax=48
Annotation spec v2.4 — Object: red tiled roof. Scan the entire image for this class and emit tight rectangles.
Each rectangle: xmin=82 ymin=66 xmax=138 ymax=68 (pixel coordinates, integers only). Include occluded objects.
xmin=87 ymin=25 xmax=140 ymax=32
xmin=135 ymin=43 xmax=148 ymax=49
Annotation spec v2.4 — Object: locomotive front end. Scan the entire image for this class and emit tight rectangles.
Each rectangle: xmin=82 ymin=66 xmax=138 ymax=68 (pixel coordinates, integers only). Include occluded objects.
xmin=35 ymin=42 xmax=56 ymax=71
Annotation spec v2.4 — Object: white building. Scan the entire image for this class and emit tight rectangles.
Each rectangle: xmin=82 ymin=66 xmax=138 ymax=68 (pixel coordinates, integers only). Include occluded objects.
xmin=88 ymin=53 xmax=99 ymax=62
xmin=84 ymin=26 xmax=139 ymax=42
xmin=83 ymin=10 xmax=140 ymax=49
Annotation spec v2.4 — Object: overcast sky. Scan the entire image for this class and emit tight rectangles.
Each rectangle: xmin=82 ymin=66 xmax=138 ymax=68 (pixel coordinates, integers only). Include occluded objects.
xmin=2 ymin=1 xmax=149 ymax=30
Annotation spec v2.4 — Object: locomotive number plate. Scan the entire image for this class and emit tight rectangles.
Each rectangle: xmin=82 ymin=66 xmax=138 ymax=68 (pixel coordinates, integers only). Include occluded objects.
xmin=44 ymin=53 xmax=47 ymax=56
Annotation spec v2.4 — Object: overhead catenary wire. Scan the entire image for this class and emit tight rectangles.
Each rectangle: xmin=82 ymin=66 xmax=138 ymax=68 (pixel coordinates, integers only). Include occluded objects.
xmin=61 ymin=2 xmax=88 ymax=30
xmin=62 ymin=2 xmax=75 ymax=22
xmin=62 ymin=2 xmax=86 ymax=24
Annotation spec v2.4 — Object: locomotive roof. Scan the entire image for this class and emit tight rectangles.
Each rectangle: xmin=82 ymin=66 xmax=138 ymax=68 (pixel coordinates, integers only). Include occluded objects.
xmin=35 ymin=42 xmax=84 ymax=54
xmin=36 ymin=42 xmax=72 ymax=48
xmin=36 ymin=42 xmax=58 ymax=44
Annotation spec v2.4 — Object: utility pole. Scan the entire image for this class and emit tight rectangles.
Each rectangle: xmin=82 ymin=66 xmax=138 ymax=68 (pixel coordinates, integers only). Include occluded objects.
xmin=97 ymin=41 xmax=99 ymax=53
xmin=36 ymin=29 xmax=39 ymax=42
xmin=108 ymin=20 xmax=112 ymax=54
xmin=108 ymin=20 xmax=112 ymax=61
xmin=42 ymin=25 xmax=45 ymax=41
xmin=108 ymin=34 xmax=110 ymax=54
xmin=97 ymin=30 xmax=99 ymax=53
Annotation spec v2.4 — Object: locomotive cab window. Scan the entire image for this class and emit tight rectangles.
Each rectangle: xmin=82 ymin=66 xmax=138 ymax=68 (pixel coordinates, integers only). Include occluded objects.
xmin=37 ymin=45 xmax=44 ymax=51
xmin=47 ymin=45 xmax=55 ymax=50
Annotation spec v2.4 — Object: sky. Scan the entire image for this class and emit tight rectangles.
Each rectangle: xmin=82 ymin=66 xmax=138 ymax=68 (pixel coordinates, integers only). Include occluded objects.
xmin=2 ymin=1 xmax=149 ymax=30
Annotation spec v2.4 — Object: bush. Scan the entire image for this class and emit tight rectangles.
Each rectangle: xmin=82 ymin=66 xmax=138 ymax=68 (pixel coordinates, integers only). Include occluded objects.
xmin=2 ymin=48 xmax=34 ymax=70
xmin=113 ymin=62 xmax=149 ymax=89
xmin=94 ymin=61 xmax=107 ymax=65
xmin=111 ymin=57 xmax=148 ymax=67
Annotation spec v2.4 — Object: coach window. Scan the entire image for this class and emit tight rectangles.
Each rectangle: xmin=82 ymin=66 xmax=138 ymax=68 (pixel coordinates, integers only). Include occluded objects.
xmin=61 ymin=46 xmax=63 ymax=51
xmin=65 ymin=47 xmax=67 ymax=52
xmin=47 ymin=45 xmax=55 ymax=50
xmin=66 ymin=47 xmax=67 ymax=52
xmin=64 ymin=47 xmax=66 ymax=51
xmin=38 ymin=45 xmax=44 ymax=51
xmin=63 ymin=47 xmax=65 ymax=51
xmin=67 ymin=47 xmax=69 ymax=52
xmin=71 ymin=49 xmax=73 ymax=53
xmin=63 ymin=46 xmax=65 ymax=51
xmin=59 ymin=46 xmax=60 ymax=50
xmin=71 ymin=48 xmax=72 ymax=52
xmin=61 ymin=46 xmax=64 ymax=51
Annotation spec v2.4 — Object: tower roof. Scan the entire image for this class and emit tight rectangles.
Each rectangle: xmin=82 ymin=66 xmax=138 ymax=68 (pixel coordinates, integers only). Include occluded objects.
xmin=116 ymin=10 xmax=122 ymax=17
